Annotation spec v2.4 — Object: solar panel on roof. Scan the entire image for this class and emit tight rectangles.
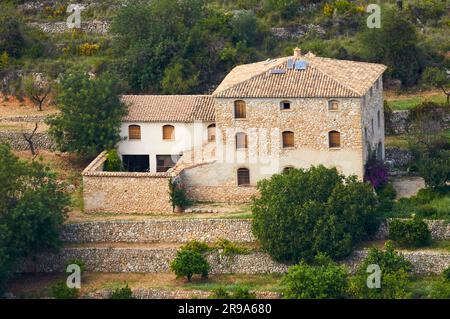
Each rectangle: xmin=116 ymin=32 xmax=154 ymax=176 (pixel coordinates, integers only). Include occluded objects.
xmin=294 ymin=60 xmax=308 ymax=70
xmin=269 ymin=69 xmax=286 ymax=74
xmin=287 ymin=58 xmax=294 ymax=69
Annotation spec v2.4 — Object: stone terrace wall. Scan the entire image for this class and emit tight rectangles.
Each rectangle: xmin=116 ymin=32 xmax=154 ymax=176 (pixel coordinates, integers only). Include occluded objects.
xmin=82 ymin=152 xmax=173 ymax=214
xmin=62 ymin=219 xmax=256 ymax=243
xmin=0 ymin=132 xmax=55 ymax=151
xmin=19 ymin=247 xmax=450 ymax=275
xmin=186 ymin=186 xmax=258 ymax=204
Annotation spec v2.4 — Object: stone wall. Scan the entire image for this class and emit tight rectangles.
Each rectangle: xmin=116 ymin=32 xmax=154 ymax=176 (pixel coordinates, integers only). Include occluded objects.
xmin=185 ymin=185 xmax=259 ymax=204
xmin=385 ymin=147 xmax=413 ymax=168
xmin=0 ymin=132 xmax=55 ymax=151
xmin=62 ymin=219 xmax=256 ymax=243
xmin=19 ymin=246 xmax=450 ymax=275
xmin=82 ymin=152 xmax=173 ymax=214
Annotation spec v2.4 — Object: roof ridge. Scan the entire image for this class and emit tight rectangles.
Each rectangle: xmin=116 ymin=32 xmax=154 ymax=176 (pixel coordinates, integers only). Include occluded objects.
xmin=213 ymin=58 xmax=287 ymax=96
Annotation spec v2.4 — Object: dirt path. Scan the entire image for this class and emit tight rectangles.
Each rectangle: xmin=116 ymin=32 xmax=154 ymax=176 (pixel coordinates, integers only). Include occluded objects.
xmin=391 ymin=176 xmax=425 ymax=199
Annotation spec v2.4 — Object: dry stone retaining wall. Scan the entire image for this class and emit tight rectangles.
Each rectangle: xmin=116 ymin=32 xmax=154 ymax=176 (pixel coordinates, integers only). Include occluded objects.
xmin=62 ymin=219 xmax=256 ymax=243
xmin=0 ymin=132 xmax=55 ymax=150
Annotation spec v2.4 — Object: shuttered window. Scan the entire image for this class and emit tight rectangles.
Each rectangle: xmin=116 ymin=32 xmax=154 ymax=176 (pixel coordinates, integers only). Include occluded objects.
xmin=282 ymin=131 xmax=294 ymax=148
xmin=236 ymin=132 xmax=248 ymax=149
xmin=328 ymin=100 xmax=339 ymax=111
xmin=162 ymin=125 xmax=175 ymax=140
xmin=128 ymin=125 xmax=141 ymax=140
xmin=237 ymin=168 xmax=250 ymax=186
xmin=234 ymin=100 xmax=246 ymax=119
xmin=329 ymin=131 xmax=341 ymax=148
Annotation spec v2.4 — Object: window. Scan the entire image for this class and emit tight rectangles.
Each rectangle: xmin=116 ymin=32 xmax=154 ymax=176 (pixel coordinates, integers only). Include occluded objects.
xmin=156 ymin=154 xmax=181 ymax=172
xmin=234 ymin=100 xmax=246 ymax=119
xmin=282 ymin=131 xmax=294 ymax=148
xmin=329 ymin=131 xmax=340 ymax=148
xmin=283 ymin=166 xmax=294 ymax=173
xmin=377 ymin=111 xmax=381 ymax=128
xmin=280 ymin=101 xmax=291 ymax=110
xmin=369 ymin=87 xmax=373 ymax=97
xmin=376 ymin=78 xmax=380 ymax=90
xmin=371 ymin=119 xmax=374 ymax=133
xmin=328 ymin=100 xmax=339 ymax=111
xmin=377 ymin=142 xmax=383 ymax=160
xmin=207 ymin=124 xmax=216 ymax=142
xmin=237 ymin=168 xmax=250 ymax=186
xmin=162 ymin=125 xmax=175 ymax=140
xmin=128 ymin=125 xmax=141 ymax=140
xmin=235 ymin=132 xmax=248 ymax=149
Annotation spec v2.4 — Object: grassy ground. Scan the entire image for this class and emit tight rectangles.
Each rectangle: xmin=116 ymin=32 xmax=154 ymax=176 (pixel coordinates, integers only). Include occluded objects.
xmin=385 ymin=135 xmax=410 ymax=149
xmin=385 ymin=91 xmax=447 ymax=110
xmin=8 ymin=273 xmax=284 ymax=299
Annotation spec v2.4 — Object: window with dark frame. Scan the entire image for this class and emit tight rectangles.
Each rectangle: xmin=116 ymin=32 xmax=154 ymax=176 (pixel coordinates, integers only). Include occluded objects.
xmin=329 ymin=131 xmax=341 ymax=148
xmin=128 ymin=125 xmax=141 ymax=140
xmin=328 ymin=100 xmax=339 ymax=111
xmin=237 ymin=168 xmax=250 ymax=186
xmin=280 ymin=101 xmax=291 ymax=110
xmin=282 ymin=131 xmax=294 ymax=148
xmin=234 ymin=100 xmax=246 ymax=119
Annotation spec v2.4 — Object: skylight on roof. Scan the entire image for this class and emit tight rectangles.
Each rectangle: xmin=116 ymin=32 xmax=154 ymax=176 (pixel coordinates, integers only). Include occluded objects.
xmin=294 ymin=61 xmax=308 ymax=70
xmin=269 ymin=69 xmax=286 ymax=74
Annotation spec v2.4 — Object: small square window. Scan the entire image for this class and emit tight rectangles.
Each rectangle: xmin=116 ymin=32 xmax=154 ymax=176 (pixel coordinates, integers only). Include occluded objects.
xmin=281 ymin=101 xmax=291 ymax=110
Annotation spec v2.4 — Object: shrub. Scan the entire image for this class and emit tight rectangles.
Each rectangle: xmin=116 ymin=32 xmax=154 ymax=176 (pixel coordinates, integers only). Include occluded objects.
xmin=418 ymin=151 xmax=450 ymax=189
xmin=252 ymin=166 xmax=380 ymax=263
xmin=281 ymin=254 xmax=348 ymax=299
xmin=168 ymin=178 xmax=191 ymax=210
xmin=416 ymin=205 xmax=439 ymax=218
xmin=211 ymin=286 xmax=256 ymax=299
xmin=110 ymin=285 xmax=134 ymax=299
xmin=214 ymin=239 xmax=249 ymax=256
xmin=51 ymin=282 xmax=78 ymax=299
xmin=348 ymin=241 xmax=413 ymax=299
xmin=389 ymin=216 xmax=431 ymax=248
xmin=170 ymin=248 xmax=210 ymax=281
xmin=104 ymin=149 xmax=123 ymax=172
xmin=364 ymin=152 xmax=389 ymax=189
xmin=376 ymin=183 xmax=397 ymax=213
xmin=443 ymin=267 xmax=450 ymax=281
xmin=180 ymin=240 xmax=211 ymax=254
xmin=429 ymin=279 xmax=450 ymax=299
xmin=77 ymin=43 xmax=100 ymax=56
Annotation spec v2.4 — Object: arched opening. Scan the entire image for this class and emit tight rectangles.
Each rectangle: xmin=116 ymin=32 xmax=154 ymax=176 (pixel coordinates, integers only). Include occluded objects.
xmin=207 ymin=124 xmax=216 ymax=142
xmin=328 ymin=131 xmax=341 ymax=148
xmin=282 ymin=131 xmax=294 ymax=148
xmin=237 ymin=168 xmax=250 ymax=186
xmin=128 ymin=125 xmax=141 ymax=140
xmin=162 ymin=125 xmax=175 ymax=140
xmin=234 ymin=100 xmax=246 ymax=119
xmin=377 ymin=142 xmax=383 ymax=160
xmin=235 ymin=132 xmax=248 ymax=149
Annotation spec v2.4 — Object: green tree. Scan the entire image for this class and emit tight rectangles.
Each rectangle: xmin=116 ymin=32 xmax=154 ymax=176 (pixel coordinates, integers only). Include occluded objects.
xmin=282 ymin=254 xmax=348 ymax=299
xmin=47 ymin=72 xmax=128 ymax=160
xmin=389 ymin=216 xmax=431 ymax=248
xmin=161 ymin=60 xmax=199 ymax=94
xmin=0 ymin=8 xmax=25 ymax=58
xmin=0 ymin=144 xmax=70 ymax=293
xmin=170 ymin=248 xmax=210 ymax=281
xmin=421 ymin=67 xmax=450 ymax=103
xmin=104 ymin=149 xmax=123 ymax=172
xmin=252 ymin=166 xmax=380 ymax=263
xmin=360 ymin=9 xmax=422 ymax=87
xmin=348 ymin=241 xmax=413 ymax=299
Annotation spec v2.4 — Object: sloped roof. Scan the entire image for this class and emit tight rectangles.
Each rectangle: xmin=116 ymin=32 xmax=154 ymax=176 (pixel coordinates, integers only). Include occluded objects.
xmin=122 ymin=95 xmax=215 ymax=123
xmin=213 ymin=55 xmax=386 ymax=98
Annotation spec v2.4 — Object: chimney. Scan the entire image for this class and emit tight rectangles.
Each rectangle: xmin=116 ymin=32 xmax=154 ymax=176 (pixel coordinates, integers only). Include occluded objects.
xmin=293 ymin=47 xmax=302 ymax=59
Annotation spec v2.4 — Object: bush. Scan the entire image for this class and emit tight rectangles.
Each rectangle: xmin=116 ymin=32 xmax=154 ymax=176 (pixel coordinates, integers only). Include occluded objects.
xmin=376 ymin=183 xmax=397 ymax=213
xmin=389 ymin=216 xmax=431 ymax=248
xmin=110 ymin=285 xmax=134 ymax=299
xmin=429 ymin=279 xmax=450 ymax=299
xmin=364 ymin=152 xmax=389 ymax=189
xmin=443 ymin=267 xmax=450 ymax=281
xmin=418 ymin=151 xmax=450 ymax=189
xmin=104 ymin=149 xmax=123 ymax=172
xmin=252 ymin=166 xmax=380 ymax=263
xmin=348 ymin=241 xmax=413 ymax=299
xmin=180 ymin=240 xmax=211 ymax=254
xmin=214 ymin=239 xmax=249 ymax=256
xmin=211 ymin=286 xmax=256 ymax=299
xmin=168 ymin=178 xmax=191 ymax=210
xmin=170 ymin=248 xmax=210 ymax=281
xmin=51 ymin=282 xmax=78 ymax=299
xmin=281 ymin=254 xmax=348 ymax=299
xmin=416 ymin=205 xmax=439 ymax=218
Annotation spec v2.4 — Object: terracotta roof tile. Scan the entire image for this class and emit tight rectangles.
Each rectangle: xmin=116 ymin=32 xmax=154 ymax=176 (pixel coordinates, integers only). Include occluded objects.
xmin=122 ymin=95 xmax=215 ymax=122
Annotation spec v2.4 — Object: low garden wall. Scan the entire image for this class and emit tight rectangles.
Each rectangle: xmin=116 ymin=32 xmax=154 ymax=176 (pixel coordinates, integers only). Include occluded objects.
xmin=186 ymin=186 xmax=258 ymax=204
xmin=82 ymin=152 xmax=173 ymax=214
xmin=62 ymin=219 xmax=256 ymax=243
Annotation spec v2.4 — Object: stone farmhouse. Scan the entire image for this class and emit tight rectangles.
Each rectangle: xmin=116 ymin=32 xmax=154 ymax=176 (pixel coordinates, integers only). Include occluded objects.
xmin=82 ymin=48 xmax=387 ymax=214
